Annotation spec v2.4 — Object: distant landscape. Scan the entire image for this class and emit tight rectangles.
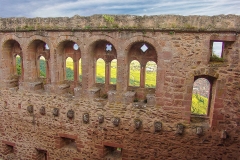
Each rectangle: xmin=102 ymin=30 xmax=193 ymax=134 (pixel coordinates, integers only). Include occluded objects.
xmin=191 ymin=94 xmax=208 ymax=115
xmin=16 ymin=57 xmax=208 ymax=114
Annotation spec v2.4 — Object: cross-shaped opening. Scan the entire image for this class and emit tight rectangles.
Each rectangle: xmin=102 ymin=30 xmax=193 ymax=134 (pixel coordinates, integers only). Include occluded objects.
xmin=106 ymin=44 xmax=112 ymax=52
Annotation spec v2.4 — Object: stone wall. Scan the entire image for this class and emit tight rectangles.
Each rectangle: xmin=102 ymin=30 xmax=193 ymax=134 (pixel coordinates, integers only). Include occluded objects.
xmin=0 ymin=15 xmax=240 ymax=31
xmin=0 ymin=15 xmax=240 ymax=160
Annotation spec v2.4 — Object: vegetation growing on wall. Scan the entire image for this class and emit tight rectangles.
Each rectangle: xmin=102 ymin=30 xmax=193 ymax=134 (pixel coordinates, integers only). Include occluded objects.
xmin=210 ymin=53 xmax=224 ymax=62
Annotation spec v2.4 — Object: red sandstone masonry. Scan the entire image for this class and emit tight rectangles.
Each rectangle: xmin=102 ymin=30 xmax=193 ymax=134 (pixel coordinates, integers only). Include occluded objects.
xmin=0 ymin=15 xmax=239 ymax=159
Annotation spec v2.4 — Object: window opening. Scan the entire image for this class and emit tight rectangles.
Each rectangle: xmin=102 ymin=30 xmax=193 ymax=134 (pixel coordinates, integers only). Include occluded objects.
xmin=39 ymin=56 xmax=46 ymax=78
xmin=104 ymin=146 xmax=122 ymax=159
xmin=191 ymin=78 xmax=210 ymax=115
xmin=45 ymin=44 xmax=49 ymax=50
xmin=66 ymin=57 xmax=74 ymax=80
xmin=36 ymin=149 xmax=47 ymax=160
xmin=79 ymin=58 xmax=82 ymax=82
xmin=110 ymin=59 xmax=117 ymax=84
xmin=96 ymin=58 xmax=105 ymax=83
xmin=5 ymin=144 xmax=14 ymax=154
xmin=145 ymin=61 xmax=157 ymax=88
xmin=73 ymin=43 xmax=79 ymax=50
xmin=61 ymin=137 xmax=77 ymax=150
xmin=212 ymin=42 xmax=223 ymax=58
xmin=106 ymin=44 xmax=112 ymax=52
xmin=141 ymin=44 xmax=148 ymax=52
xmin=16 ymin=55 xmax=21 ymax=75
xmin=129 ymin=60 xmax=140 ymax=87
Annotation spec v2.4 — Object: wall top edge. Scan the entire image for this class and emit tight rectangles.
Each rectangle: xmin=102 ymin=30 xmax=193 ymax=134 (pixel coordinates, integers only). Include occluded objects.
xmin=0 ymin=14 xmax=240 ymax=31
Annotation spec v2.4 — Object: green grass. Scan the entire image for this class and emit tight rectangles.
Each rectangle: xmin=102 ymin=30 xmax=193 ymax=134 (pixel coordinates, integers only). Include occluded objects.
xmin=66 ymin=57 xmax=74 ymax=80
xmin=129 ymin=60 xmax=140 ymax=86
xmin=39 ymin=56 xmax=46 ymax=77
xmin=191 ymin=94 xmax=208 ymax=115
xmin=129 ymin=60 xmax=156 ymax=87
xmin=96 ymin=58 xmax=105 ymax=83
xmin=210 ymin=53 xmax=224 ymax=62
xmin=16 ymin=56 xmax=46 ymax=77
xmin=17 ymin=57 xmax=208 ymax=114
xmin=17 ymin=57 xmax=157 ymax=87
xmin=59 ymin=58 xmax=157 ymax=87
xmin=16 ymin=56 xmax=21 ymax=75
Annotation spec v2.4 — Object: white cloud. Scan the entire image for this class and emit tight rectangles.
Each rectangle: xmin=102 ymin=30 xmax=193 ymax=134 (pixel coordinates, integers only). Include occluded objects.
xmin=0 ymin=0 xmax=240 ymax=17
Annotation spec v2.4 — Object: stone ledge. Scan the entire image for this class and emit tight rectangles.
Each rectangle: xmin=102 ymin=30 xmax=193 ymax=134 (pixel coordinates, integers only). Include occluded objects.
xmin=0 ymin=15 xmax=240 ymax=32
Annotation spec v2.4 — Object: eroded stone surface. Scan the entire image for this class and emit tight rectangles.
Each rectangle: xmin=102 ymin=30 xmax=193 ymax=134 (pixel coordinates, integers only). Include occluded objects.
xmin=0 ymin=15 xmax=239 ymax=160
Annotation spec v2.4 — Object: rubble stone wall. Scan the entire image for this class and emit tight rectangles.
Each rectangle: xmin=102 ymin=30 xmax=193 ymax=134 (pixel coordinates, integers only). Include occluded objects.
xmin=0 ymin=15 xmax=239 ymax=160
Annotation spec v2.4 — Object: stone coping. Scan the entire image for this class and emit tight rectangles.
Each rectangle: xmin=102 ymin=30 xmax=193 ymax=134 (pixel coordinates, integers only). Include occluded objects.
xmin=0 ymin=14 xmax=240 ymax=32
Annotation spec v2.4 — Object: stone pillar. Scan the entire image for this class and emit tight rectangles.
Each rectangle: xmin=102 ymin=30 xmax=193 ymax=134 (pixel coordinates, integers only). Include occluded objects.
xmin=46 ymin=59 xmax=50 ymax=83
xmin=210 ymin=80 xmax=225 ymax=126
xmin=81 ymin=51 xmax=93 ymax=94
xmin=140 ymin=64 xmax=145 ymax=88
xmin=73 ymin=58 xmax=79 ymax=87
xmin=105 ymin=61 xmax=110 ymax=91
xmin=116 ymin=51 xmax=128 ymax=92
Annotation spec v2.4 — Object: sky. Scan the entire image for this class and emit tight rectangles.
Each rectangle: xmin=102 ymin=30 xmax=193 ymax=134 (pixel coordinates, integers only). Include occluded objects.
xmin=0 ymin=0 xmax=240 ymax=18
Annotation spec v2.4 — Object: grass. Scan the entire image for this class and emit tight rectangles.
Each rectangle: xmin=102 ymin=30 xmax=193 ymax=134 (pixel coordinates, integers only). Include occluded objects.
xmin=191 ymin=94 xmax=208 ymax=115
xmin=17 ymin=57 xmax=208 ymax=114
xmin=210 ymin=53 xmax=224 ymax=62
xmin=129 ymin=60 xmax=157 ymax=87
xmin=62 ymin=58 xmax=157 ymax=87
xmin=17 ymin=57 xmax=157 ymax=87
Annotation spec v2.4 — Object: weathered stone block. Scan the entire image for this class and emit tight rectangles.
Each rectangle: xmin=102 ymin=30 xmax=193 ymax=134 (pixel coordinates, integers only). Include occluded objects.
xmin=83 ymin=113 xmax=89 ymax=124
xmin=146 ymin=94 xmax=156 ymax=106
xmin=124 ymin=91 xmax=136 ymax=104
xmin=88 ymin=87 xmax=100 ymax=99
xmin=107 ymin=90 xmax=116 ymax=103
xmin=112 ymin=117 xmax=120 ymax=126
xmin=67 ymin=109 xmax=74 ymax=119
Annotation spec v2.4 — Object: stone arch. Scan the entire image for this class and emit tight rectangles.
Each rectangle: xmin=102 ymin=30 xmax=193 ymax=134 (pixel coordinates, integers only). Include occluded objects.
xmin=184 ymin=68 xmax=219 ymax=122
xmin=191 ymin=77 xmax=211 ymax=115
xmin=126 ymin=36 xmax=158 ymax=87
xmin=86 ymin=34 xmax=118 ymax=54
xmin=85 ymin=35 xmax=118 ymax=92
xmin=193 ymin=68 xmax=219 ymax=79
xmin=25 ymin=39 xmax=51 ymax=82
xmin=55 ymin=36 xmax=82 ymax=53
xmin=110 ymin=59 xmax=117 ymax=85
xmin=26 ymin=35 xmax=53 ymax=52
xmin=129 ymin=60 xmax=141 ymax=87
xmin=55 ymin=39 xmax=81 ymax=85
xmin=123 ymin=35 xmax=160 ymax=58
xmin=0 ymin=34 xmax=23 ymax=51
xmin=65 ymin=57 xmax=74 ymax=81
xmin=0 ymin=36 xmax=23 ymax=87
xmin=96 ymin=58 xmax=106 ymax=84
xmin=145 ymin=61 xmax=157 ymax=88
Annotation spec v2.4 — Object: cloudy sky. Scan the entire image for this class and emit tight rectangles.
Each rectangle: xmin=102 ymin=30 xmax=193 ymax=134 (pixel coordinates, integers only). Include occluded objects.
xmin=0 ymin=0 xmax=239 ymax=18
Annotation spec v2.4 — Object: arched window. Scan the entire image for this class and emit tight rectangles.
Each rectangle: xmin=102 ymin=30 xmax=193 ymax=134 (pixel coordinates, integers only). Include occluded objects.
xmin=129 ymin=60 xmax=140 ymax=87
xmin=79 ymin=58 xmax=82 ymax=82
xmin=110 ymin=59 xmax=117 ymax=84
xmin=15 ymin=55 xmax=22 ymax=76
xmin=191 ymin=78 xmax=211 ymax=115
xmin=96 ymin=58 xmax=105 ymax=83
xmin=39 ymin=56 xmax=46 ymax=78
xmin=66 ymin=57 xmax=74 ymax=80
xmin=145 ymin=61 xmax=157 ymax=88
